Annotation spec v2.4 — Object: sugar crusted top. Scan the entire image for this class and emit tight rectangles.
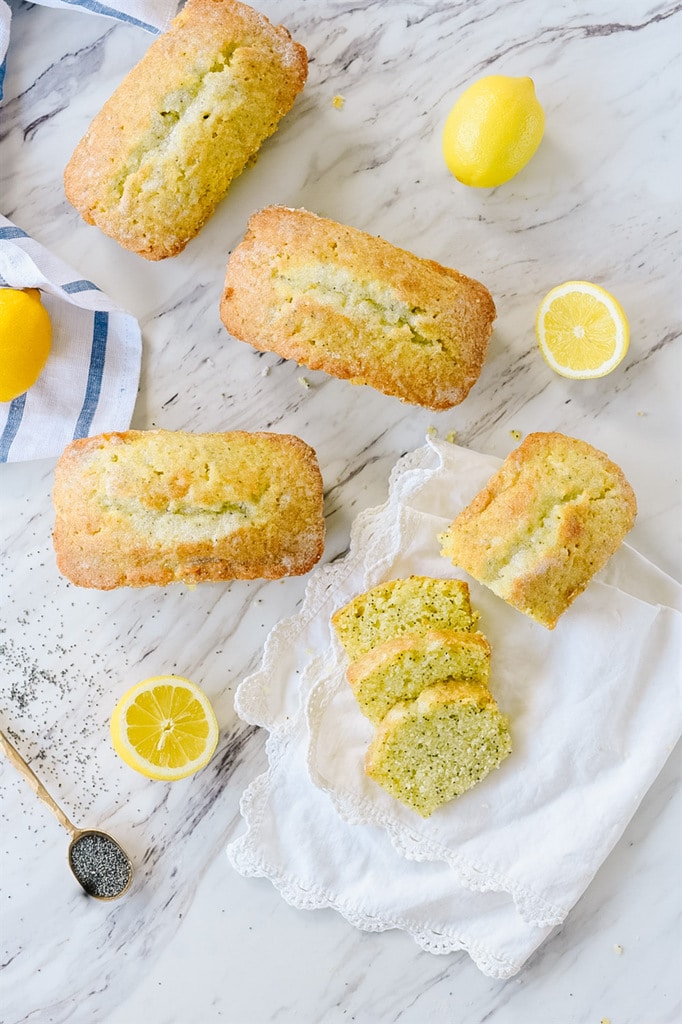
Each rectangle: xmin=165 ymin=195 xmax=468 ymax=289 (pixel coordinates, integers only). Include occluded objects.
xmin=440 ymin=431 xmax=637 ymax=628
xmin=221 ymin=206 xmax=495 ymax=410
xmin=52 ymin=430 xmax=324 ymax=589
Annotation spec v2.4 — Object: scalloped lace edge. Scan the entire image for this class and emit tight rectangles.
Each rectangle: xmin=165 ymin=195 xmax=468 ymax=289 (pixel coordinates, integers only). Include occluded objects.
xmin=226 ymin=768 xmax=528 ymax=980
xmin=304 ymin=672 xmax=566 ymax=929
xmin=234 ymin=437 xmax=567 ymax=930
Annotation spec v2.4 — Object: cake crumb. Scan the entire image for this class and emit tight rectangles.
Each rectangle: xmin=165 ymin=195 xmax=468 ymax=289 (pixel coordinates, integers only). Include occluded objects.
xmin=600 ymin=1018 xmax=611 ymax=1024
xmin=510 ymin=429 xmax=522 ymax=440
xmin=426 ymin=426 xmax=438 ymax=438
xmin=614 ymin=943 xmax=623 ymax=954
xmin=261 ymin=365 xmax=270 ymax=377
xmin=445 ymin=430 xmax=457 ymax=444
xmin=298 ymin=376 xmax=311 ymax=389
xmin=332 ymin=94 xmax=345 ymax=109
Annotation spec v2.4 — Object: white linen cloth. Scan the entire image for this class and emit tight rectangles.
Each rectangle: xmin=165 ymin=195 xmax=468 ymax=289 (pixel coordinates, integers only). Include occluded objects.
xmin=228 ymin=437 xmax=682 ymax=977
xmin=0 ymin=0 xmax=177 ymax=99
xmin=0 ymin=215 xmax=142 ymax=461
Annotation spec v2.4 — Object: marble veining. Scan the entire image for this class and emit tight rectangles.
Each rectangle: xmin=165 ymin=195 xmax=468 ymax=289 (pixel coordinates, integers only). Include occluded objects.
xmin=1 ymin=0 xmax=680 ymax=1021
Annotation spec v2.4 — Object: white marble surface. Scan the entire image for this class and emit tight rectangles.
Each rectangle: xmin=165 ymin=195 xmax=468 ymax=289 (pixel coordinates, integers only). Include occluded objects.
xmin=1 ymin=0 xmax=680 ymax=1021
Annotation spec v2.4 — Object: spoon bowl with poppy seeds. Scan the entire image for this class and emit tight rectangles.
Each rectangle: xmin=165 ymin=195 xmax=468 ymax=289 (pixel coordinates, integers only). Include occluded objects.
xmin=0 ymin=729 xmax=133 ymax=900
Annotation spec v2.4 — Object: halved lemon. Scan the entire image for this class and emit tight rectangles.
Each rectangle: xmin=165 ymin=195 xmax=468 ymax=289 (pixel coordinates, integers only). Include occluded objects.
xmin=535 ymin=281 xmax=629 ymax=379
xmin=111 ymin=675 xmax=219 ymax=781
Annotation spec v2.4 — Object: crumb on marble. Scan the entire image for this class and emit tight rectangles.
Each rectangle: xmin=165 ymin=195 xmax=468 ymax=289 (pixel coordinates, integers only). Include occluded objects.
xmin=261 ymin=365 xmax=270 ymax=377
xmin=600 ymin=1018 xmax=611 ymax=1024
xmin=614 ymin=944 xmax=624 ymax=954
xmin=510 ymin=429 xmax=522 ymax=441
xmin=332 ymin=94 xmax=345 ymax=109
xmin=445 ymin=430 xmax=457 ymax=444
xmin=426 ymin=426 xmax=438 ymax=438
xmin=636 ymin=410 xmax=647 ymax=417
xmin=298 ymin=376 xmax=311 ymax=389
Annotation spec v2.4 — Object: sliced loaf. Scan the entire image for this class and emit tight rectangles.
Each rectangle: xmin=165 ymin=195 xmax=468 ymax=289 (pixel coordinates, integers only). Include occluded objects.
xmin=332 ymin=576 xmax=475 ymax=661
xmin=365 ymin=680 xmax=512 ymax=817
xmin=348 ymin=628 xmax=491 ymax=724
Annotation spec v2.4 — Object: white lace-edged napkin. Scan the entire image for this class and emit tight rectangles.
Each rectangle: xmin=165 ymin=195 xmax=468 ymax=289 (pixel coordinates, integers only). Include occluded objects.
xmin=1 ymin=0 xmax=177 ymax=100
xmin=0 ymin=216 xmax=142 ymax=462
xmin=228 ymin=438 xmax=682 ymax=977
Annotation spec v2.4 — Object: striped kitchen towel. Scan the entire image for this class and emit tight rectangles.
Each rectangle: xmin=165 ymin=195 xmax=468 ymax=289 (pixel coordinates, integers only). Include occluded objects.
xmin=0 ymin=216 xmax=142 ymax=463
xmin=0 ymin=0 xmax=178 ymax=101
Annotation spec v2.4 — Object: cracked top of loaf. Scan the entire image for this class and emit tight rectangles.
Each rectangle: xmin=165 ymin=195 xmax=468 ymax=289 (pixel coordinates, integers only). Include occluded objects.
xmin=221 ymin=206 xmax=496 ymax=410
xmin=64 ymin=0 xmax=307 ymax=259
xmin=52 ymin=429 xmax=324 ymax=588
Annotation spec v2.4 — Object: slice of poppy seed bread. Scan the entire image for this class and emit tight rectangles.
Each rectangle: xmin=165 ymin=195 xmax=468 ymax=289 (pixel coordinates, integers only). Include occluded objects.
xmin=347 ymin=628 xmax=491 ymax=724
xmin=365 ymin=680 xmax=512 ymax=818
xmin=331 ymin=576 xmax=476 ymax=661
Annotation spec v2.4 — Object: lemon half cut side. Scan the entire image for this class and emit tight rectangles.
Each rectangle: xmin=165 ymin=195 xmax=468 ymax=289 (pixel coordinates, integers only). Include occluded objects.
xmin=111 ymin=675 xmax=219 ymax=781
xmin=535 ymin=280 xmax=630 ymax=380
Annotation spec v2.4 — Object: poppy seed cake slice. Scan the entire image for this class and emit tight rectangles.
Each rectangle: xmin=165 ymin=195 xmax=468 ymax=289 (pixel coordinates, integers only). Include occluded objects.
xmin=331 ymin=576 xmax=475 ymax=662
xmin=365 ymin=680 xmax=512 ymax=818
xmin=347 ymin=628 xmax=491 ymax=724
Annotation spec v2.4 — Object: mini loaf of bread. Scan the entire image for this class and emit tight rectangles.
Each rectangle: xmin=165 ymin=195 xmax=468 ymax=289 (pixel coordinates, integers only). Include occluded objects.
xmin=365 ymin=680 xmax=512 ymax=818
xmin=220 ymin=206 xmax=496 ymax=410
xmin=64 ymin=0 xmax=307 ymax=259
xmin=52 ymin=430 xmax=324 ymax=589
xmin=348 ymin=628 xmax=491 ymax=724
xmin=440 ymin=432 xmax=637 ymax=629
xmin=331 ymin=576 xmax=476 ymax=661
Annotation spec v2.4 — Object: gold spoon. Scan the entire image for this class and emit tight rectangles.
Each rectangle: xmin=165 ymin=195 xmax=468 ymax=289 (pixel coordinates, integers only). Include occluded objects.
xmin=0 ymin=729 xmax=133 ymax=900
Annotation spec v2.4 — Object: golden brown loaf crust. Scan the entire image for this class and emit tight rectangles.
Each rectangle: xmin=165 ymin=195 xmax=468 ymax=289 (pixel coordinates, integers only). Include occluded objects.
xmin=439 ymin=432 xmax=637 ymax=629
xmin=52 ymin=430 xmax=325 ymax=589
xmin=220 ymin=206 xmax=496 ymax=410
xmin=64 ymin=0 xmax=307 ymax=260
xmin=365 ymin=680 xmax=512 ymax=817
xmin=347 ymin=628 xmax=491 ymax=724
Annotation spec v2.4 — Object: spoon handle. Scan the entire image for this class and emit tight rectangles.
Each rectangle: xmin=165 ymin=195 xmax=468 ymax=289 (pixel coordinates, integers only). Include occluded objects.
xmin=0 ymin=729 xmax=78 ymax=837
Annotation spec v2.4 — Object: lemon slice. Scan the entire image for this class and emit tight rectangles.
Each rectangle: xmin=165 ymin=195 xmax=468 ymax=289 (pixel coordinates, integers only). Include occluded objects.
xmin=111 ymin=676 xmax=219 ymax=781
xmin=535 ymin=281 xmax=629 ymax=379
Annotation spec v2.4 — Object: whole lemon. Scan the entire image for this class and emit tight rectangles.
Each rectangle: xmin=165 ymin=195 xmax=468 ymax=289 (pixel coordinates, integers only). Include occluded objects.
xmin=442 ymin=75 xmax=545 ymax=187
xmin=0 ymin=288 xmax=52 ymax=402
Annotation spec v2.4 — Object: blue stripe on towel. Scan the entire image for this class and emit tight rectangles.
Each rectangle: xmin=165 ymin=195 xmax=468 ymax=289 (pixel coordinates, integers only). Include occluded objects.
xmin=0 ymin=226 xmax=30 ymax=240
xmin=0 ymin=56 xmax=6 ymax=103
xmin=0 ymin=393 xmax=27 ymax=463
xmin=73 ymin=310 xmax=108 ymax=439
xmin=63 ymin=279 xmax=101 ymax=294
xmin=56 ymin=0 xmax=161 ymax=32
